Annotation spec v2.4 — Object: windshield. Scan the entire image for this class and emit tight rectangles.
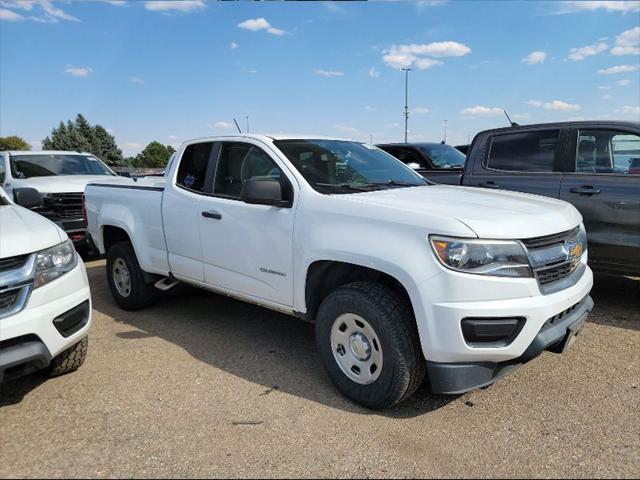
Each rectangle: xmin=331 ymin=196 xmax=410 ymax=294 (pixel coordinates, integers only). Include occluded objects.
xmin=9 ymin=154 xmax=114 ymax=179
xmin=274 ymin=139 xmax=427 ymax=194
xmin=418 ymin=144 xmax=466 ymax=169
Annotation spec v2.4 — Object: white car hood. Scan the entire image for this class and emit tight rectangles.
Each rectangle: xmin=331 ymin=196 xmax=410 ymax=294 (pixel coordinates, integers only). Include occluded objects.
xmin=0 ymin=204 xmax=64 ymax=258
xmin=339 ymin=185 xmax=582 ymax=239
xmin=10 ymin=175 xmax=116 ymax=194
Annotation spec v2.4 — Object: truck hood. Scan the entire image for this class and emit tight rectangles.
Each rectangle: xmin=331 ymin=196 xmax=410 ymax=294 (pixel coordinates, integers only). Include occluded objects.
xmin=338 ymin=185 xmax=582 ymax=239
xmin=0 ymin=204 xmax=64 ymax=258
xmin=9 ymin=175 xmax=116 ymax=193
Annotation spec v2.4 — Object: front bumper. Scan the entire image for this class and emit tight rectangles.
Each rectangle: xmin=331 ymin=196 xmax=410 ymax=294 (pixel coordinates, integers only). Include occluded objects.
xmin=0 ymin=261 xmax=91 ymax=381
xmin=426 ymin=293 xmax=594 ymax=394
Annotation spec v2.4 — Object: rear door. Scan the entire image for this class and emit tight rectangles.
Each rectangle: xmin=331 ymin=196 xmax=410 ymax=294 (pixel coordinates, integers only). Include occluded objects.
xmin=162 ymin=141 xmax=218 ymax=282
xmin=464 ymin=129 xmax=566 ymax=197
xmin=559 ymin=128 xmax=640 ymax=275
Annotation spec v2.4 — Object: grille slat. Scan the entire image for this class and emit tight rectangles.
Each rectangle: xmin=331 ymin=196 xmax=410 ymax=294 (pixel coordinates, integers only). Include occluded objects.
xmin=0 ymin=290 xmax=20 ymax=310
xmin=35 ymin=192 xmax=84 ymax=221
xmin=522 ymin=226 xmax=580 ymax=250
xmin=0 ymin=255 xmax=28 ymax=273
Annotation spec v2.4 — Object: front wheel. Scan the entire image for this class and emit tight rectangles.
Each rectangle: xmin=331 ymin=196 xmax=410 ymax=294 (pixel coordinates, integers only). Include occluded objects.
xmin=315 ymin=282 xmax=425 ymax=409
xmin=106 ymin=241 xmax=157 ymax=310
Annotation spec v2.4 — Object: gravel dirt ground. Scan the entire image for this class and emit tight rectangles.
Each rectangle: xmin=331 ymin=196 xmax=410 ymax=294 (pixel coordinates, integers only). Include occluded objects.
xmin=1 ymin=259 xmax=638 ymax=478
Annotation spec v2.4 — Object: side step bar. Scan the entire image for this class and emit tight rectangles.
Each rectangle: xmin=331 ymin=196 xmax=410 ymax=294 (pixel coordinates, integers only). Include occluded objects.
xmin=154 ymin=277 xmax=180 ymax=291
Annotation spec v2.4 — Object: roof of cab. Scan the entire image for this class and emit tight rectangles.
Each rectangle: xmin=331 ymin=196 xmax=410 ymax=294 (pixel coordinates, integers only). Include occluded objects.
xmin=1 ymin=150 xmax=93 ymax=156
xmin=181 ymin=133 xmax=354 ymax=144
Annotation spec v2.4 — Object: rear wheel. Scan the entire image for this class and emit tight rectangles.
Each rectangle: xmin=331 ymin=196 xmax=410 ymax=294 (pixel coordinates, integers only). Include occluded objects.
xmin=315 ymin=281 xmax=425 ymax=409
xmin=106 ymin=241 xmax=157 ymax=310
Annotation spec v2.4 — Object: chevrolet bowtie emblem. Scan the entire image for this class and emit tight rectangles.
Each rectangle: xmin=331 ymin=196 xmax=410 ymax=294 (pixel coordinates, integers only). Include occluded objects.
xmin=569 ymin=244 xmax=583 ymax=258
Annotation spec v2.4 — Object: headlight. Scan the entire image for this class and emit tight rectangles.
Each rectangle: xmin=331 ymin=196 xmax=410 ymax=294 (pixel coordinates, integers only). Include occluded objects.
xmin=33 ymin=239 xmax=78 ymax=288
xmin=430 ymin=236 xmax=532 ymax=278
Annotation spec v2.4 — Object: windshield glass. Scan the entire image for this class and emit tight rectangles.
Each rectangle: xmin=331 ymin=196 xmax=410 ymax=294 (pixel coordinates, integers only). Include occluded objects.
xmin=274 ymin=139 xmax=427 ymax=194
xmin=418 ymin=144 xmax=466 ymax=169
xmin=10 ymin=154 xmax=114 ymax=179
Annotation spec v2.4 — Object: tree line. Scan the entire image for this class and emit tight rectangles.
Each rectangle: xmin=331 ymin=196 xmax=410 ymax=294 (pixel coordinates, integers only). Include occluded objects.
xmin=1 ymin=114 xmax=175 ymax=169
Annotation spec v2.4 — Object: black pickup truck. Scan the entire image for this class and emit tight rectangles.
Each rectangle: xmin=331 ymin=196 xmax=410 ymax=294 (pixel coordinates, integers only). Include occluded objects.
xmin=379 ymin=121 xmax=640 ymax=277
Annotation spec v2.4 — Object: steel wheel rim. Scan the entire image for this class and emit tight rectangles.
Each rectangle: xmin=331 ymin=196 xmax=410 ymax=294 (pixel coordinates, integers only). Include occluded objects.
xmin=330 ymin=313 xmax=383 ymax=385
xmin=112 ymin=258 xmax=132 ymax=298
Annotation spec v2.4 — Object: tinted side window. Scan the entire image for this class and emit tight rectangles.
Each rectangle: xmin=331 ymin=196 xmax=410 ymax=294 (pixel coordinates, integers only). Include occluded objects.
xmin=389 ymin=147 xmax=428 ymax=169
xmin=214 ymin=142 xmax=289 ymax=200
xmin=577 ymin=130 xmax=640 ymax=175
xmin=176 ymin=142 xmax=214 ymax=193
xmin=487 ymin=131 xmax=560 ymax=172
xmin=0 ymin=156 xmax=5 ymax=184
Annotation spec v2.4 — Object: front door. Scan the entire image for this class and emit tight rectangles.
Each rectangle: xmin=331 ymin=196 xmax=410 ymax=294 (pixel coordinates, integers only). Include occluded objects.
xmin=559 ymin=128 xmax=640 ymax=274
xmin=198 ymin=140 xmax=296 ymax=306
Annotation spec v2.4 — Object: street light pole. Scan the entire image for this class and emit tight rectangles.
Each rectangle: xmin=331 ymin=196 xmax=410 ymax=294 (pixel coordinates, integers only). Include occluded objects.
xmin=443 ymin=119 xmax=448 ymax=143
xmin=401 ymin=67 xmax=411 ymax=143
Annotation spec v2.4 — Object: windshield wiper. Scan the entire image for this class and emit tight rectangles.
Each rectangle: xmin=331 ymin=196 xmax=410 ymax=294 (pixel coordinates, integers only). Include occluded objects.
xmin=315 ymin=182 xmax=376 ymax=192
xmin=365 ymin=180 xmax=425 ymax=187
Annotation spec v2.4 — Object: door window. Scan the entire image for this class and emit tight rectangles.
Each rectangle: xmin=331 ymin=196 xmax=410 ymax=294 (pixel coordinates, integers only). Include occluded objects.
xmin=0 ymin=156 xmax=5 ymax=184
xmin=576 ymin=130 xmax=640 ymax=175
xmin=487 ymin=130 xmax=560 ymax=172
xmin=176 ymin=142 xmax=214 ymax=193
xmin=388 ymin=147 xmax=429 ymax=169
xmin=213 ymin=142 xmax=290 ymax=200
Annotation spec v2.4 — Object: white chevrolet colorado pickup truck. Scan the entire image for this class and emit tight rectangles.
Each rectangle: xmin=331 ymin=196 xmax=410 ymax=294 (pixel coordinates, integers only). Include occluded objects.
xmin=85 ymin=135 xmax=593 ymax=408
xmin=0 ymin=188 xmax=91 ymax=382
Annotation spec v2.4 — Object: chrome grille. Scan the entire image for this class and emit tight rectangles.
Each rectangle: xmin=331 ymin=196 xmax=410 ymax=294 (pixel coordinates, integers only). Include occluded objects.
xmin=0 ymin=255 xmax=28 ymax=273
xmin=34 ymin=192 xmax=84 ymax=221
xmin=522 ymin=227 xmax=584 ymax=294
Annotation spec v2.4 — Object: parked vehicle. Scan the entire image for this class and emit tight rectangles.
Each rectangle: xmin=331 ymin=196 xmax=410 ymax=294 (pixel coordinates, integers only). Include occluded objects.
xmin=377 ymin=142 xmax=466 ymax=185
xmin=455 ymin=144 xmax=470 ymax=155
xmin=0 ymin=188 xmax=91 ymax=382
xmin=0 ymin=150 xmax=118 ymax=247
xmin=383 ymin=122 xmax=640 ymax=277
xmin=86 ymin=135 xmax=593 ymax=409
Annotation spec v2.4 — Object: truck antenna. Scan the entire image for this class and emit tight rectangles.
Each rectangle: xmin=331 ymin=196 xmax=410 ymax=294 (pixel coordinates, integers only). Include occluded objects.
xmin=504 ymin=110 xmax=519 ymax=127
xmin=233 ymin=118 xmax=242 ymax=133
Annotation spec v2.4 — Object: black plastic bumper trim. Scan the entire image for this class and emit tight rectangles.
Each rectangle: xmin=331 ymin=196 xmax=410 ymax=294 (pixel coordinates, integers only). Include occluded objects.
xmin=53 ymin=300 xmax=90 ymax=338
xmin=427 ymin=294 xmax=594 ymax=395
xmin=0 ymin=340 xmax=51 ymax=382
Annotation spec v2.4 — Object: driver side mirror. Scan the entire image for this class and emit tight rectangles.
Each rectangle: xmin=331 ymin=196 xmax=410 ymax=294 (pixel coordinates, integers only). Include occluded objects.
xmin=13 ymin=187 xmax=43 ymax=209
xmin=241 ymin=178 xmax=290 ymax=208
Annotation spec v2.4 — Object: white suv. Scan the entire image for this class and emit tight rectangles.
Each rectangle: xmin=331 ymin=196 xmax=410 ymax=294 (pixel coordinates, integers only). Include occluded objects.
xmin=0 ymin=188 xmax=91 ymax=382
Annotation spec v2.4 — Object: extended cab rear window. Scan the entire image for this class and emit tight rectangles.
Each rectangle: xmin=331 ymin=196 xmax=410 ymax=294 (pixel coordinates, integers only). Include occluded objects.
xmin=487 ymin=130 xmax=560 ymax=172
xmin=176 ymin=142 xmax=214 ymax=193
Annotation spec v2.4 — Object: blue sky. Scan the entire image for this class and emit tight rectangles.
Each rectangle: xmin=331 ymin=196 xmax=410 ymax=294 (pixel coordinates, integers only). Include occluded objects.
xmin=1 ymin=0 xmax=639 ymax=156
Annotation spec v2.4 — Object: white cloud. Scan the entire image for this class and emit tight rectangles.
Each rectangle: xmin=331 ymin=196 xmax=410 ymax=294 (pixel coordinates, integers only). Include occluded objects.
xmin=611 ymin=26 xmax=640 ymax=56
xmin=543 ymin=100 xmax=581 ymax=111
xmin=65 ymin=64 xmax=92 ymax=77
xmin=368 ymin=67 xmax=380 ymax=78
xmin=213 ymin=121 xmax=234 ymax=129
xmin=512 ymin=113 xmax=532 ymax=121
xmin=522 ymin=51 xmax=547 ymax=65
xmin=364 ymin=105 xmax=377 ymax=112
xmin=104 ymin=1 xmax=126 ymax=6
xmin=413 ymin=107 xmax=430 ymax=114
xmin=129 ymin=76 xmax=145 ymax=84
xmin=333 ymin=124 xmax=359 ymax=134
xmin=568 ymin=42 xmax=608 ymax=61
xmin=246 ymin=69 xmax=258 ymax=74
xmin=460 ymin=106 xmax=503 ymax=117
xmin=0 ymin=7 xmax=23 ymax=20
xmin=602 ymin=94 xmax=613 ymax=100
xmin=597 ymin=85 xmax=612 ymax=90
xmin=313 ymin=69 xmax=344 ymax=77
xmin=382 ymin=41 xmax=470 ymax=69
xmin=1 ymin=1 xmax=35 ymax=11
xmin=144 ymin=1 xmax=205 ymax=12
xmin=526 ymin=100 xmax=543 ymax=107
xmin=598 ymin=64 xmax=639 ymax=74
xmin=238 ymin=17 xmax=286 ymax=35
xmin=386 ymin=123 xmax=400 ymax=128
xmin=230 ymin=42 xmax=238 ymax=49
xmin=620 ymin=105 xmax=640 ymax=114
xmin=558 ymin=1 xmax=640 ymax=13
xmin=617 ymin=79 xmax=632 ymax=86
xmin=417 ymin=0 xmax=448 ymax=7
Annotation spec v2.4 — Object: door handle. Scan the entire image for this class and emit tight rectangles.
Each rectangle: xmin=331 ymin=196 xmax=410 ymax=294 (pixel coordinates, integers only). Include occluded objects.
xmin=478 ymin=181 xmax=500 ymax=189
xmin=569 ymin=186 xmax=601 ymax=195
xmin=201 ymin=210 xmax=222 ymax=220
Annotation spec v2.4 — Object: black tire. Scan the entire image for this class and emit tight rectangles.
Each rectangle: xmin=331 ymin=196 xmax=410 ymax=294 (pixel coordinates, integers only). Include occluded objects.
xmin=106 ymin=241 xmax=157 ymax=310
xmin=48 ymin=337 xmax=88 ymax=377
xmin=315 ymin=281 xmax=426 ymax=409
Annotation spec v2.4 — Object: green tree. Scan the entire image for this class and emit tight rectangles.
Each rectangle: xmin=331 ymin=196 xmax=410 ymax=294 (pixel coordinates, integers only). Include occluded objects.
xmin=135 ymin=141 xmax=174 ymax=168
xmin=42 ymin=114 xmax=123 ymax=166
xmin=0 ymin=135 xmax=30 ymax=150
